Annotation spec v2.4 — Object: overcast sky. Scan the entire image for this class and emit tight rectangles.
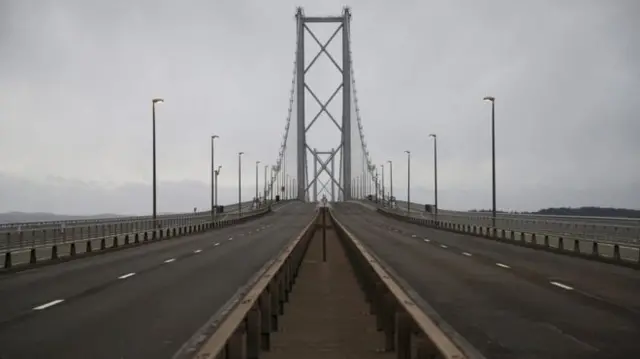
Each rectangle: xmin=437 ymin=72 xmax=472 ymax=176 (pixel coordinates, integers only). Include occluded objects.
xmin=1 ymin=0 xmax=638 ymax=215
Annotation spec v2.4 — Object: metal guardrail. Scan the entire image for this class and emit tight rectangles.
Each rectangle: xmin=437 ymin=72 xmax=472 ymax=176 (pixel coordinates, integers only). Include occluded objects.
xmin=187 ymin=207 xmax=318 ymax=358
xmin=331 ymin=209 xmax=469 ymax=358
xmin=2 ymin=206 xmax=273 ymax=270
xmin=378 ymin=207 xmax=640 ymax=269
xmin=0 ymin=200 xmax=259 ymax=230
xmin=189 ymin=207 xmax=468 ymax=359
xmin=379 ymin=201 xmax=640 ymax=245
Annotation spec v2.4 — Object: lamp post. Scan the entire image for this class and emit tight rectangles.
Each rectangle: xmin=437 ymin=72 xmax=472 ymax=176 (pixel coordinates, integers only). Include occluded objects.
xmin=405 ymin=150 xmax=411 ymax=216
xmin=215 ymin=165 xmax=221 ymax=215
xmin=255 ymin=161 xmax=261 ymax=205
xmin=387 ymin=160 xmax=393 ymax=205
xmin=380 ymin=164 xmax=385 ymax=206
xmin=483 ymin=96 xmax=496 ymax=228
xmin=429 ymin=134 xmax=438 ymax=217
xmin=151 ymin=98 xmax=164 ymax=226
xmin=238 ymin=152 xmax=244 ymax=216
xmin=264 ymin=164 xmax=268 ymax=204
xmin=211 ymin=135 xmax=219 ymax=221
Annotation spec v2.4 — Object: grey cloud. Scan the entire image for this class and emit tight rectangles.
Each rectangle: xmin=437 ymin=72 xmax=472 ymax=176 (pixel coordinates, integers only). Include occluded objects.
xmin=0 ymin=0 xmax=638 ymax=214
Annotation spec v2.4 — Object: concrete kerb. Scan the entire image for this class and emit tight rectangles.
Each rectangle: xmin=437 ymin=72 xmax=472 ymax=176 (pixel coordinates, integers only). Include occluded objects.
xmin=186 ymin=207 xmax=317 ymax=359
xmin=1 ymin=207 xmax=272 ymax=273
xmin=329 ymin=209 xmax=471 ymax=359
xmin=376 ymin=208 xmax=640 ymax=270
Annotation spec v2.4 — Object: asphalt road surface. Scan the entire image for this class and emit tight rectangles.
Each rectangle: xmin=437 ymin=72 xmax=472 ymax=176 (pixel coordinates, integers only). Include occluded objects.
xmin=333 ymin=202 xmax=640 ymax=359
xmin=0 ymin=201 xmax=315 ymax=359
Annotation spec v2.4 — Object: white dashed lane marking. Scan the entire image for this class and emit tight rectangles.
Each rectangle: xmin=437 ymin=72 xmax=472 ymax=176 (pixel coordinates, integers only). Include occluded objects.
xmin=33 ymin=299 xmax=64 ymax=311
xmin=440 ymin=244 xmax=448 ymax=249
xmin=423 ymin=239 xmax=430 ymax=243
xmin=194 ymin=249 xmax=202 ymax=254
xmin=118 ymin=273 xmax=136 ymax=279
xmin=550 ymin=281 xmax=574 ymax=290
xmin=228 ymin=237 xmax=234 ymax=241
xmin=214 ymin=243 xmax=220 ymax=246
xmin=496 ymin=263 xmax=510 ymax=269
xmin=462 ymin=252 xmax=472 ymax=257
xmin=411 ymin=234 xmax=417 ymax=238
xmin=164 ymin=258 xmax=176 ymax=263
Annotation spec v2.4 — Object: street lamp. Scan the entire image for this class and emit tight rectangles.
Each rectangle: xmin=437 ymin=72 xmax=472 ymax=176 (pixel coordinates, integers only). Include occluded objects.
xmin=429 ymin=134 xmax=438 ymax=218
xmin=483 ymin=96 xmax=496 ymax=228
xmin=255 ymin=160 xmax=261 ymax=204
xmin=211 ymin=135 xmax=219 ymax=221
xmin=405 ymin=150 xmax=411 ymax=216
xmin=238 ymin=152 xmax=244 ymax=216
xmin=263 ymin=164 xmax=268 ymax=204
xmin=380 ymin=164 xmax=385 ymax=206
xmin=215 ymin=165 xmax=222 ymax=215
xmin=151 ymin=98 xmax=164 ymax=225
xmin=387 ymin=160 xmax=393 ymax=205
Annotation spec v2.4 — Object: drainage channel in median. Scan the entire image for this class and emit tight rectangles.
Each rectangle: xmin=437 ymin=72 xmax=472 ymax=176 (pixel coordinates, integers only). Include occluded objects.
xmin=188 ymin=208 xmax=470 ymax=359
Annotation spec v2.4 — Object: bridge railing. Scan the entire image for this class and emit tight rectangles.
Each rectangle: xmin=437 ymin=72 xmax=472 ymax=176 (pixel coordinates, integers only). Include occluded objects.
xmin=379 ymin=202 xmax=640 ymax=245
xmin=1 ymin=201 xmax=295 ymax=269
xmin=377 ymin=206 xmax=640 ymax=268
xmin=0 ymin=200 xmax=258 ymax=231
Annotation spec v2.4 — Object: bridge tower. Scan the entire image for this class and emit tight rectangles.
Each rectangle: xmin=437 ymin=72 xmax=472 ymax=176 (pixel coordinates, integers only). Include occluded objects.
xmin=295 ymin=7 xmax=352 ymax=201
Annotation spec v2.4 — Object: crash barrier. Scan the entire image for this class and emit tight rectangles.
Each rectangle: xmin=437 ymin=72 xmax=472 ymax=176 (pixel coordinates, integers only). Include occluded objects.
xmin=2 ymin=206 xmax=273 ymax=271
xmin=187 ymin=208 xmax=318 ymax=359
xmin=378 ymin=207 xmax=640 ymax=269
xmin=189 ymin=207 xmax=468 ymax=359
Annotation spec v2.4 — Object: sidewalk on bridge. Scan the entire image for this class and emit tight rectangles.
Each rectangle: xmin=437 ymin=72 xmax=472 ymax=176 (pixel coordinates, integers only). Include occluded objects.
xmin=261 ymin=222 xmax=394 ymax=359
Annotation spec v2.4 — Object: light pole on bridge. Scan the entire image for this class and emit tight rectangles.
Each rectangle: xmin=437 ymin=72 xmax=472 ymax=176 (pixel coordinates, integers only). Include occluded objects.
xmin=380 ymin=164 xmax=385 ymax=206
xmin=483 ymin=96 xmax=497 ymax=228
xmin=255 ymin=160 xmax=261 ymax=204
xmin=211 ymin=135 xmax=219 ymax=222
xmin=215 ymin=165 xmax=222 ymax=214
xmin=151 ymin=98 xmax=164 ymax=226
xmin=264 ymin=165 xmax=268 ymax=204
xmin=238 ymin=152 xmax=244 ymax=216
xmin=387 ymin=160 xmax=393 ymax=205
xmin=405 ymin=150 xmax=411 ymax=216
xmin=428 ymin=134 xmax=438 ymax=218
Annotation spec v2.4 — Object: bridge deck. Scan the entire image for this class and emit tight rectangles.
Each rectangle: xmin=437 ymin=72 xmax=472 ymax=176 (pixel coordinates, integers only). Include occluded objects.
xmin=262 ymin=223 xmax=393 ymax=359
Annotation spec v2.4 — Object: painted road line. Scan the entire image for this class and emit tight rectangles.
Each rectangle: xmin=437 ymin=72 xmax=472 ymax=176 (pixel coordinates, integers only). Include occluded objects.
xmin=462 ymin=252 xmax=472 ymax=257
xmin=423 ymin=239 xmax=430 ymax=243
xmin=118 ymin=273 xmax=136 ymax=279
xmin=228 ymin=237 xmax=233 ymax=241
xmin=33 ymin=299 xmax=64 ymax=311
xmin=440 ymin=244 xmax=448 ymax=249
xmin=550 ymin=281 xmax=574 ymax=290
xmin=496 ymin=263 xmax=510 ymax=269
xmin=164 ymin=258 xmax=176 ymax=263
xmin=214 ymin=242 xmax=220 ymax=246
xmin=411 ymin=234 xmax=417 ymax=238
xmin=194 ymin=249 xmax=202 ymax=254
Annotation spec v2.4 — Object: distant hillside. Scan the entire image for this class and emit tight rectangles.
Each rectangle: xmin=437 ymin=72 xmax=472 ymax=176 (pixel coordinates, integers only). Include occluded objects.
xmin=533 ymin=207 xmax=640 ymax=218
xmin=469 ymin=207 xmax=640 ymax=218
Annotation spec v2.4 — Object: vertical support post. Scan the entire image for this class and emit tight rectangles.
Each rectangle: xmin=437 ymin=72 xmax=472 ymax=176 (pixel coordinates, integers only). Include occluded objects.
xmin=296 ymin=8 xmax=306 ymax=201
xmin=322 ymin=207 xmax=327 ymax=262
xmin=342 ymin=8 xmax=352 ymax=200
xmin=313 ymin=148 xmax=318 ymax=202
xmin=331 ymin=149 xmax=336 ymax=202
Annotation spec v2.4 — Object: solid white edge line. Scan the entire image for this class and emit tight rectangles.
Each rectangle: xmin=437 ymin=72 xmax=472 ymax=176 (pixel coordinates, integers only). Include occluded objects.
xmin=440 ymin=244 xmax=448 ymax=249
xmin=33 ymin=299 xmax=64 ymax=310
xmin=550 ymin=281 xmax=574 ymax=290
xmin=118 ymin=272 xmax=136 ymax=279
xmin=194 ymin=249 xmax=202 ymax=253
xmin=462 ymin=252 xmax=472 ymax=257
xmin=496 ymin=263 xmax=510 ymax=269
xmin=164 ymin=258 xmax=176 ymax=263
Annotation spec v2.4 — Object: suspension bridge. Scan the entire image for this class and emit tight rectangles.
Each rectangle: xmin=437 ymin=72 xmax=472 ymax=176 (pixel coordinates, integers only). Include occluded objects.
xmin=0 ymin=8 xmax=639 ymax=359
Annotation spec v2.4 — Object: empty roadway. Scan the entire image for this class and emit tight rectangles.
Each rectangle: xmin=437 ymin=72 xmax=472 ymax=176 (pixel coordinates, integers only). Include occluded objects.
xmin=0 ymin=201 xmax=315 ymax=359
xmin=333 ymin=202 xmax=640 ymax=359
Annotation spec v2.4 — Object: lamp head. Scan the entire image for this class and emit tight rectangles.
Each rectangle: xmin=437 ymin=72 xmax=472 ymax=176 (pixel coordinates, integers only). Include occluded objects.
xmin=152 ymin=98 xmax=164 ymax=104
xmin=483 ymin=96 xmax=495 ymax=102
